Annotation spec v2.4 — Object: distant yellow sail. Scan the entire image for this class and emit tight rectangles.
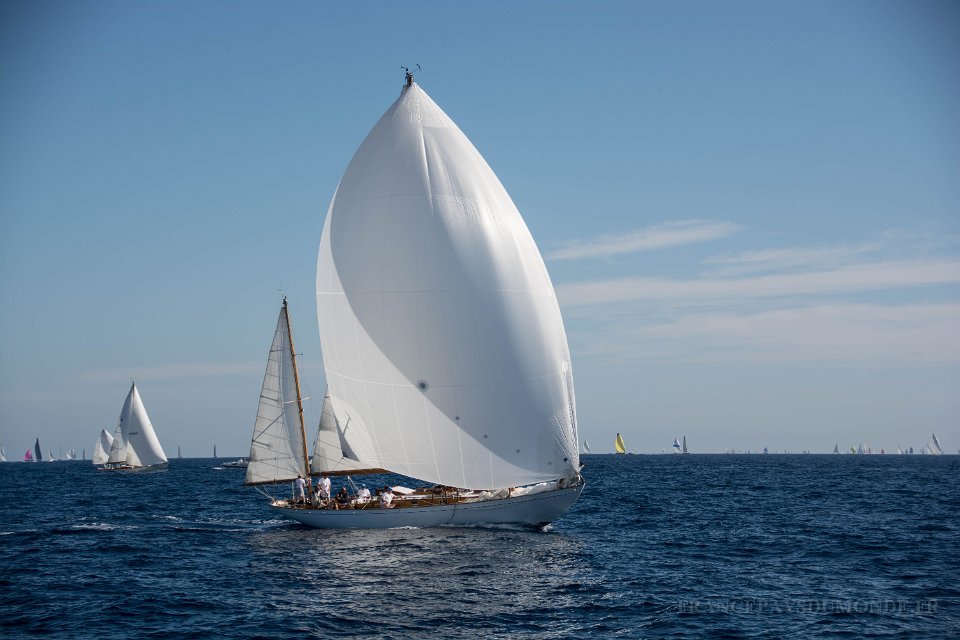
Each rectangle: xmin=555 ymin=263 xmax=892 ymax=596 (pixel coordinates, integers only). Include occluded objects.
xmin=615 ymin=433 xmax=626 ymax=454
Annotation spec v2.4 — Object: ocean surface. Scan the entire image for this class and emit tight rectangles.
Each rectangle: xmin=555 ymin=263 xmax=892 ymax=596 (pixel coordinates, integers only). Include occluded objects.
xmin=1 ymin=454 xmax=957 ymax=638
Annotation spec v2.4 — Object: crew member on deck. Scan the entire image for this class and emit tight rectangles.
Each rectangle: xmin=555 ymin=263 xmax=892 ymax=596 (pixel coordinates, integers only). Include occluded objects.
xmin=357 ymin=484 xmax=371 ymax=504
xmin=294 ymin=474 xmax=306 ymax=505
xmin=380 ymin=486 xmax=395 ymax=509
xmin=334 ymin=486 xmax=351 ymax=509
xmin=318 ymin=474 xmax=331 ymax=501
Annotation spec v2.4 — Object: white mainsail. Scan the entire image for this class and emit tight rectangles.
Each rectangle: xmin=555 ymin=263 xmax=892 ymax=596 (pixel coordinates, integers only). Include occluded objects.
xmin=92 ymin=429 xmax=114 ymax=465
xmin=583 ymin=440 xmax=591 ymax=454
xmin=119 ymin=383 xmax=167 ymax=467
xmin=244 ymin=300 xmax=309 ymax=486
xmin=311 ymin=391 xmax=368 ymax=475
xmin=0 ymin=443 xmax=5 ymax=462
xmin=316 ymin=81 xmax=579 ymax=491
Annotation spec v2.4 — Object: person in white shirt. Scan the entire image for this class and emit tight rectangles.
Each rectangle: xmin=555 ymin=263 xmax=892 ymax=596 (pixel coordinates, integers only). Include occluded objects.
xmin=293 ymin=475 xmax=306 ymax=505
xmin=356 ymin=484 xmax=371 ymax=504
xmin=318 ymin=474 xmax=331 ymax=501
xmin=379 ymin=487 xmax=395 ymax=509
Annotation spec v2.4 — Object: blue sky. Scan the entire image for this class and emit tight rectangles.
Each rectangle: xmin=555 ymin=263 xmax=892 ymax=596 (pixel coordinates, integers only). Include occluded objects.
xmin=1 ymin=1 xmax=958 ymax=457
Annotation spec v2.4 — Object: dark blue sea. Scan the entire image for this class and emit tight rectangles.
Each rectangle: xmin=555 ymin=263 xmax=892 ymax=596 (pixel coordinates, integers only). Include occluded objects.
xmin=1 ymin=455 xmax=958 ymax=638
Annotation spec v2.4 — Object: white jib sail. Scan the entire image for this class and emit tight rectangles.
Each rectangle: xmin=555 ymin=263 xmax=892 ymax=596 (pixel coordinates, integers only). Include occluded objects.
xmin=244 ymin=304 xmax=308 ymax=485
xmin=92 ymin=429 xmax=114 ymax=465
xmin=120 ymin=383 xmax=167 ymax=467
xmin=311 ymin=391 xmax=367 ymax=475
xmin=317 ymin=81 xmax=579 ymax=490
xmin=106 ymin=419 xmax=126 ymax=464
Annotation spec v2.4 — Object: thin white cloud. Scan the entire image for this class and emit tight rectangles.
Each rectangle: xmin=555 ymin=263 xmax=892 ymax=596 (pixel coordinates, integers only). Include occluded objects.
xmin=581 ymin=303 xmax=960 ymax=366
xmin=704 ymin=242 xmax=884 ymax=275
xmin=80 ymin=361 xmax=261 ymax=383
xmin=546 ymin=220 xmax=737 ymax=261
xmin=557 ymin=258 xmax=960 ymax=306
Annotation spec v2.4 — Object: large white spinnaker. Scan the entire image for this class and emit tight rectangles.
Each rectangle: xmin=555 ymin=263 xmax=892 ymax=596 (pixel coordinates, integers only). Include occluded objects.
xmin=244 ymin=300 xmax=310 ymax=486
xmin=119 ymin=383 xmax=167 ymax=467
xmin=317 ymin=81 xmax=579 ymax=490
xmin=92 ymin=428 xmax=114 ymax=465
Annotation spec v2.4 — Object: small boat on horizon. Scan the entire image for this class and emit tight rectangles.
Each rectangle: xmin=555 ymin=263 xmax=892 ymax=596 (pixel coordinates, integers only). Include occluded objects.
xmin=616 ymin=433 xmax=627 ymax=454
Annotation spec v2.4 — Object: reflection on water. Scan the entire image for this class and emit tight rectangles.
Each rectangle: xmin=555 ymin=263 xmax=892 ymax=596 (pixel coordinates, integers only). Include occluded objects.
xmin=247 ymin=525 xmax=591 ymax=634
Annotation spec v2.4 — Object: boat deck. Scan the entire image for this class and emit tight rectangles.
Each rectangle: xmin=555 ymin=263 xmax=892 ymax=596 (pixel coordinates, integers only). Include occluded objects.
xmin=280 ymin=487 xmax=479 ymax=511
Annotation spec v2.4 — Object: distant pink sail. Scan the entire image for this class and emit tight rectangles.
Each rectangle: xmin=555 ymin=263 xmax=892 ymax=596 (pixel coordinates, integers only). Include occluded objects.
xmin=24 ymin=450 xmax=32 ymax=461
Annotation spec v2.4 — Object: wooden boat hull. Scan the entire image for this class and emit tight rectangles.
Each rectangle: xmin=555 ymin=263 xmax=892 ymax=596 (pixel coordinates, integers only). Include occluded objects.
xmin=272 ymin=483 xmax=584 ymax=529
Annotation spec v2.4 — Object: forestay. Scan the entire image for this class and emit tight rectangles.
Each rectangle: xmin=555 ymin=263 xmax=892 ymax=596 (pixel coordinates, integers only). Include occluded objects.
xmin=244 ymin=304 xmax=309 ymax=485
xmin=316 ymin=81 xmax=579 ymax=490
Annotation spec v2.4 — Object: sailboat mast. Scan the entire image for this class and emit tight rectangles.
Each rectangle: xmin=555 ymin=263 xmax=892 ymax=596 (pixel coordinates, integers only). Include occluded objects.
xmin=282 ymin=297 xmax=312 ymax=478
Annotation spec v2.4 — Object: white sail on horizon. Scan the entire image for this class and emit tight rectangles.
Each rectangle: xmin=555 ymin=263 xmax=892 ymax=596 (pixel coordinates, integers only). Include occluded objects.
xmin=92 ymin=429 xmax=113 ymax=465
xmin=316 ymin=81 xmax=579 ymax=490
xmin=106 ymin=419 xmax=125 ymax=464
xmin=927 ymin=433 xmax=943 ymax=455
xmin=119 ymin=383 xmax=167 ymax=467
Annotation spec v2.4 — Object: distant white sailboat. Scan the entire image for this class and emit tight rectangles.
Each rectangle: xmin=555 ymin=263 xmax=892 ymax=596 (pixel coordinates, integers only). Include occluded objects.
xmin=92 ymin=429 xmax=113 ymax=465
xmin=682 ymin=435 xmax=688 ymax=454
xmin=833 ymin=443 xmax=839 ymax=454
xmin=583 ymin=440 xmax=591 ymax=454
xmin=927 ymin=433 xmax=943 ymax=455
xmin=672 ymin=438 xmax=681 ymax=454
xmin=99 ymin=383 xmax=168 ymax=471
xmin=0 ymin=443 xmax=5 ymax=462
